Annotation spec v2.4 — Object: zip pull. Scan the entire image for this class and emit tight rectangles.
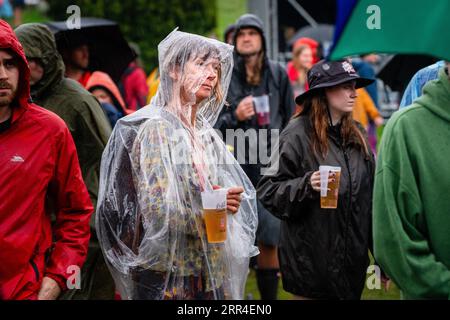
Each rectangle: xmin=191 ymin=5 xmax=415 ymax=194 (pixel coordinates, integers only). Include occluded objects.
xmin=343 ymin=149 xmax=349 ymax=159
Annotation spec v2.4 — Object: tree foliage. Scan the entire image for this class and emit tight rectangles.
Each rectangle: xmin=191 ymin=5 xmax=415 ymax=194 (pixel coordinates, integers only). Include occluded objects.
xmin=46 ymin=0 xmax=217 ymax=72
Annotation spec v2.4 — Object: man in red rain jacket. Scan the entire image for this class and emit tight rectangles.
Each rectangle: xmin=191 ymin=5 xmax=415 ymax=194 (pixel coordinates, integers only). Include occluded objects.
xmin=0 ymin=20 xmax=93 ymax=300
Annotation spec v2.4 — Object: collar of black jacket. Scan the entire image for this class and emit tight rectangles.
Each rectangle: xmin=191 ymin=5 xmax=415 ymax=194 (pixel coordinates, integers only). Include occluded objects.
xmin=0 ymin=116 xmax=12 ymax=133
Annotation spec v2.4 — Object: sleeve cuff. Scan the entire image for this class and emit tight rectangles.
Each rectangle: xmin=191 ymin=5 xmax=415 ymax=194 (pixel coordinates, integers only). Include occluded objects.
xmin=304 ymin=171 xmax=318 ymax=200
xmin=44 ymin=272 xmax=68 ymax=292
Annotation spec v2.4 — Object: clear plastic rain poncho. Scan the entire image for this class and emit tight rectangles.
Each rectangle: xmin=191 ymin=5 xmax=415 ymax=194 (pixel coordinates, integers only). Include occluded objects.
xmin=96 ymin=29 xmax=259 ymax=300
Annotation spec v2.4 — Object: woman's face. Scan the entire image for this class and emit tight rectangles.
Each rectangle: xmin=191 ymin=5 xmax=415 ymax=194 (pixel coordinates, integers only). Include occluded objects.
xmin=91 ymin=88 xmax=113 ymax=105
xmin=183 ymin=54 xmax=220 ymax=104
xmin=296 ymin=47 xmax=313 ymax=70
xmin=325 ymin=81 xmax=357 ymax=114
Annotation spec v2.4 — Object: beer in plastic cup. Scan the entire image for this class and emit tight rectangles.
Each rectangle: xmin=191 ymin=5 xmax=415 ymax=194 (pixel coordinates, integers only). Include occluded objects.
xmin=253 ymin=95 xmax=270 ymax=126
xmin=319 ymin=166 xmax=341 ymax=209
xmin=201 ymin=189 xmax=228 ymax=243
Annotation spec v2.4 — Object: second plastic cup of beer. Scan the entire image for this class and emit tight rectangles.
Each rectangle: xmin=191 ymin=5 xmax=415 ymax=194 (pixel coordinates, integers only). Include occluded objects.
xmin=253 ymin=95 xmax=270 ymax=126
xmin=201 ymin=188 xmax=228 ymax=243
xmin=319 ymin=166 xmax=341 ymax=209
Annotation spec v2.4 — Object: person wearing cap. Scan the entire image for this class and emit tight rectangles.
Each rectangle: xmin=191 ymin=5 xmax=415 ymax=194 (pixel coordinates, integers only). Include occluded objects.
xmin=215 ymin=13 xmax=296 ymax=300
xmin=257 ymin=59 xmax=388 ymax=299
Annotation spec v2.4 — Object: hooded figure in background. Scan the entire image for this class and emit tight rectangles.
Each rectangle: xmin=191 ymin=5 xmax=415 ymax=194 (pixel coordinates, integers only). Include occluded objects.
xmin=87 ymin=70 xmax=132 ymax=127
xmin=15 ymin=23 xmax=114 ymax=300
xmin=223 ymin=23 xmax=236 ymax=45
xmin=15 ymin=23 xmax=112 ymax=208
xmin=96 ymin=30 xmax=259 ymax=300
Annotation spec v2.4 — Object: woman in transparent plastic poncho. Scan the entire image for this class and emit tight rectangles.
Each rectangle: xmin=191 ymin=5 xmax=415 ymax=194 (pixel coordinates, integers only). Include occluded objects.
xmin=96 ymin=30 xmax=259 ymax=300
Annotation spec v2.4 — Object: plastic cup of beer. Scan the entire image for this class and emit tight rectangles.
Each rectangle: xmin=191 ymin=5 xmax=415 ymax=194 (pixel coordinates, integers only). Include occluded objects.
xmin=253 ymin=95 xmax=270 ymax=126
xmin=201 ymin=189 xmax=228 ymax=243
xmin=319 ymin=166 xmax=341 ymax=209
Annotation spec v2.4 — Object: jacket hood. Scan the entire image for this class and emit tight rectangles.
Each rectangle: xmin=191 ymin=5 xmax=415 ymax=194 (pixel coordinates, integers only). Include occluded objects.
xmin=15 ymin=23 xmax=65 ymax=99
xmin=86 ymin=71 xmax=127 ymax=114
xmin=415 ymin=67 xmax=450 ymax=122
xmin=152 ymin=29 xmax=234 ymax=128
xmin=233 ymin=14 xmax=267 ymax=56
xmin=223 ymin=23 xmax=236 ymax=42
xmin=0 ymin=20 xmax=30 ymax=113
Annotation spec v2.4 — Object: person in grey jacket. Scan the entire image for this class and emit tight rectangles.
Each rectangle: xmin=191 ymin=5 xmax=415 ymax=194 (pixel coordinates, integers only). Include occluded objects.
xmin=215 ymin=13 xmax=296 ymax=300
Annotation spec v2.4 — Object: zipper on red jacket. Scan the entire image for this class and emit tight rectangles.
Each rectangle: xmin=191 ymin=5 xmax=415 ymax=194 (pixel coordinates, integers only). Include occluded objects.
xmin=30 ymin=260 xmax=40 ymax=281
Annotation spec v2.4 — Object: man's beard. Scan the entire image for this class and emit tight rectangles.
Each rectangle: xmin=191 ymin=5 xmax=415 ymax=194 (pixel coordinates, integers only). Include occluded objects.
xmin=239 ymin=50 xmax=261 ymax=58
xmin=0 ymin=94 xmax=16 ymax=107
xmin=0 ymin=81 xmax=17 ymax=107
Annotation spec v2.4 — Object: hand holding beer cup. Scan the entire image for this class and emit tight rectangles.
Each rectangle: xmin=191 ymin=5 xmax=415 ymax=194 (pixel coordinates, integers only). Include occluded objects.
xmin=310 ymin=166 xmax=342 ymax=209
xmin=202 ymin=186 xmax=244 ymax=243
xmin=310 ymin=171 xmax=335 ymax=192
xmin=213 ymin=185 xmax=244 ymax=214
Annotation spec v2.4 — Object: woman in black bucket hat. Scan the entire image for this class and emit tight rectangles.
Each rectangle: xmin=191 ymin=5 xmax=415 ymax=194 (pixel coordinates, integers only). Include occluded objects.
xmin=257 ymin=59 xmax=388 ymax=299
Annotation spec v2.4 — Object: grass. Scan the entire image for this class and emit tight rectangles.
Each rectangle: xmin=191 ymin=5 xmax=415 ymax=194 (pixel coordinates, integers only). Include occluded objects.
xmin=244 ymin=269 xmax=290 ymax=300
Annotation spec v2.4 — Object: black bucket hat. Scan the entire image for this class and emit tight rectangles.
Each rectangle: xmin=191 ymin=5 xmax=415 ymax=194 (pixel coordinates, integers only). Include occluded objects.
xmin=295 ymin=59 xmax=374 ymax=105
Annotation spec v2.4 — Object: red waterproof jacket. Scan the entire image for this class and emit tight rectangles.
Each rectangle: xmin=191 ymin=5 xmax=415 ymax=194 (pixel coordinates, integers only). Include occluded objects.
xmin=122 ymin=62 xmax=148 ymax=111
xmin=0 ymin=20 xmax=93 ymax=300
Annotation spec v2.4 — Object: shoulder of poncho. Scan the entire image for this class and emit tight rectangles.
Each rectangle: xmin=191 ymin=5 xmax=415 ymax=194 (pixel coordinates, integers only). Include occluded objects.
xmin=121 ymin=110 xmax=182 ymax=141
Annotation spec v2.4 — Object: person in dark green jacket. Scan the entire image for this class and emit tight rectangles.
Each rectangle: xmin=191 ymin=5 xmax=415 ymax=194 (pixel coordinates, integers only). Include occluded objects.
xmin=15 ymin=23 xmax=111 ymax=208
xmin=373 ymin=62 xmax=450 ymax=299
xmin=15 ymin=23 xmax=114 ymax=300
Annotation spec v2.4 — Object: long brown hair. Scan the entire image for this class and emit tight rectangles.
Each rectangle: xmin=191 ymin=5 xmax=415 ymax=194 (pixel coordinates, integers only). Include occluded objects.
xmin=292 ymin=45 xmax=310 ymax=71
xmin=295 ymin=92 xmax=370 ymax=159
xmin=245 ymin=53 xmax=264 ymax=86
xmin=212 ymin=64 xmax=224 ymax=103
